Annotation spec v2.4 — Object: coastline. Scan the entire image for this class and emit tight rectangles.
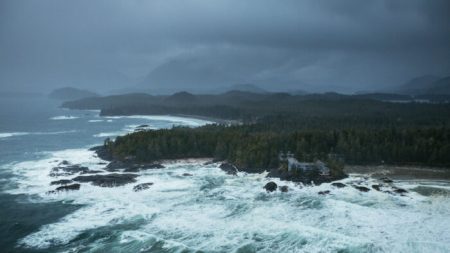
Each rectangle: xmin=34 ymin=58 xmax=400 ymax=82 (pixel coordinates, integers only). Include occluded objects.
xmin=169 ymin=113 xmax=241 ymax=125
xmin=345 ymin=165 xmax=450 ymax=181
xmin=98 ymin=111 xmax=241 ymax=126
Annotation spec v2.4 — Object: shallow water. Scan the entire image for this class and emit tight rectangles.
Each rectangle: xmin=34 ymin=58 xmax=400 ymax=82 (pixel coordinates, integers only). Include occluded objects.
xmin=1 ymin=97 xmax=450 ymax=253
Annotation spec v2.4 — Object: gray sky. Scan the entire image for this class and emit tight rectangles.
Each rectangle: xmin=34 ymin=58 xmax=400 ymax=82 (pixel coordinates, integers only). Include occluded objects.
xmin=1 ymin=0 xmax=449 ymax=93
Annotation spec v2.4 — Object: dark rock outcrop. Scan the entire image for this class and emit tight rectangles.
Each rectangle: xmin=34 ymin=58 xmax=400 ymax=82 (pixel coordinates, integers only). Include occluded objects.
xmin=263 ymin=181 xmax=278 ymax=192
xmin=80 ymin=170 xmax=103 ymax=174
xmin=331 ymin=182 xmax=346 ymax=188
xmin=57 ymin=183 xmax=80 ymax=191
xmin=182 ymin=173 xmax=193 ymax=176
xmin=123 ymin=163 xmax=165 ymax=172
xmin=59 ymin=160 xmax=70 ymax=166
xmin=133 ymin=182 xmax=154 ymax=192
xmin=280 ymin=185 xmax=289 ymax=192
xmin=372 ymin=184 xmax=382 ymax=191
xmin=106 ymin=160 xmax=164 ymax=172
xmin=50 ymin=179 xmax=73 ymax=185
xmin=379 ymin=177 xmax=393 ymax=183
xmin=49 ymin=165 xmax=90 ymax=177
xmin=47 ymin=183 xmax=81 ymax=194
xmin=90 ymin=145 xmax=113 ymax=161
xmin=353 ymin=185 xmax=371 ymax=192
xmin=393 ymin=187 xmax=408 ymax=194
xmin=72 ymin=173 xmax=139 ymax=187
xmin=105 ymin=160 xmax=128 ymax=171
xmin=266 ymin=167 xmax=348 ymax=185
xmin=219 ymin=163 xmax=238 ymax=175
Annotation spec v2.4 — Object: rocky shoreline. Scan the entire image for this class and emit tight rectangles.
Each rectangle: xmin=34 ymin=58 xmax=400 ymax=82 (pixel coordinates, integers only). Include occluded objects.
xmin=91 ymin=144 xmax=348 ymax=185
xmin=44 ymin=145 xmax=409 ymax=198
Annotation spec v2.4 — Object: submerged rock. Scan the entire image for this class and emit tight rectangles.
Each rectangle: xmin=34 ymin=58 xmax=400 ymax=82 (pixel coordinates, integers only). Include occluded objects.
xmin=72 ymin=173 xmax=139 ymax=187
xmin=49 ymin=165 xmax=90 ymax=177
xmin=393 ymin=187 xmax=408 ymax=194
xmin=182 ymin=173 xmax=193 ymax=177
xmin=280 ymin=185 xmax=289 ymax=192
xmin=219 ymin=163 xmax=238 ymax=175
xmin=56 ymin=183 xmax=80 ymax=191
xmin=59 ymin=160 xmax=70 ymax=166
xmin=411 ymin=186 xmax=450 ymax=196
xmin=379 ymin=177 xmax=393 ymax=183
xmin=318 ymin=190 xmax=330 ymax=195
xmin=331 ymin=182 xmax=346 ymax=188
xmin=353 ymin=185 xmax=371 ymax=192
xmin=50 ymin=179 xmax=73 ymax=185
xmin=47 ymin=183 xmax=80 ymax=194
xmin=264 ymin=181 xmax=278 ymax=192
xmin=133 ymin=182 xmax=154 ymax=192
xmin=372 ymin=184 xmax=382 ymax=191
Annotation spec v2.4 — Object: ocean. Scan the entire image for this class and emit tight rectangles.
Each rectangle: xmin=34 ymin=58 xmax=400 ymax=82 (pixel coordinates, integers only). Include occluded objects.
xmin=0 ymin=97 xmax=449 ymax=253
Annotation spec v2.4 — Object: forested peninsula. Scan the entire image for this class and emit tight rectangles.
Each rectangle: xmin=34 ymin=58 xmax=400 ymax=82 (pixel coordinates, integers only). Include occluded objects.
xmin=65 ymin=91 xmax=450 ymax=183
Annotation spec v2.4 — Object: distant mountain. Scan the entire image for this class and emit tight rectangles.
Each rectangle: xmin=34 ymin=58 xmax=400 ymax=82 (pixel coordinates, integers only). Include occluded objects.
xmin=396 ymin=75 xmax=441 ymax=95
xmin=49 ymin=87 xmax=99 ymax=101
xmin=164 ymin=91 xmax=197 ymax=104
xmin=220 ymin=84 xmax=268 ymax=94
xmin=287 ymin=89 xmax=308 ymax=95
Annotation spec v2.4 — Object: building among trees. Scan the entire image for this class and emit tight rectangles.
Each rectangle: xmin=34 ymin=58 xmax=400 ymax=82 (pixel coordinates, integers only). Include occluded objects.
xmin=279 ymin=152 xmax=330 ymax=176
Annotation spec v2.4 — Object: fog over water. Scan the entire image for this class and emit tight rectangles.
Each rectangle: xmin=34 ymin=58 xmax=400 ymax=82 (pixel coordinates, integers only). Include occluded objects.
xmin=1 ymin=0 xmax=450 ymax=93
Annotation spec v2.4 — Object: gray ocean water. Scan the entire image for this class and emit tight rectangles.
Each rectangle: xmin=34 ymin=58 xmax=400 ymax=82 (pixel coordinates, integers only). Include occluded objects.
xmin=0 ymin=97 xmax=449 ymax=253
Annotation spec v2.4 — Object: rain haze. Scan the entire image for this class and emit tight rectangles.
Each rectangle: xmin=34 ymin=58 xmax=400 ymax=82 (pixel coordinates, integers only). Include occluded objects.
xmin=2 ymin=2 xmax=450 ymax=253
xmin=1 ymin=0 xmax=449 ymax=94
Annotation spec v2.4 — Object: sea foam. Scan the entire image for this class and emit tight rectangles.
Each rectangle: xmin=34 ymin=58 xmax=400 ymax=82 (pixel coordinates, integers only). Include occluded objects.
xmin=50 ymin=116 xmax=80 ymax=120
xmin=105 ymin=115 xmax=213 ymax=127
xmin=7 ymin=152 xmax=450 ymax=252
xmin=5 ymin=116 xmax=450 ymax=252
xmin=0 ymin=132 xmax=29 ymax=139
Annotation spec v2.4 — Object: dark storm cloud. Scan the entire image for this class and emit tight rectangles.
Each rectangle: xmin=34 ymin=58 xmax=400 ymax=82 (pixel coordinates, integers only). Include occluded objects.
xmin=0 ymin=0 xmax=449 ymax=93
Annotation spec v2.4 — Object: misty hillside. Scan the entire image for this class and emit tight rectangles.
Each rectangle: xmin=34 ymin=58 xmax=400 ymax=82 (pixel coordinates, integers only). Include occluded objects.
xmin=213 ymin=84 xmax=269 ymax=94
xmin=49 ymin=87 xmax=99 ymax=101
xmin=164 ymin=91 xmax=198 ymax=104
xmin=396 ymin=75 xmax=450 ymax=95
xmin=61 ymin=91 xmax=450 ymax=127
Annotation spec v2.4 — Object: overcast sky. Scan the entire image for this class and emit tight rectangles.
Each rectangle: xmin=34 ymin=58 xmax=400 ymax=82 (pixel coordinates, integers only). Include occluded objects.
xmin=1 ymin=0 xmax=449 ymax=93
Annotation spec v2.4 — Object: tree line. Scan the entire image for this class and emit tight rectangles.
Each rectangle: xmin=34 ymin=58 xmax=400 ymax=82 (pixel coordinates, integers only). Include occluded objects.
xmin=104 ymin=122 xmax=450 ymax=169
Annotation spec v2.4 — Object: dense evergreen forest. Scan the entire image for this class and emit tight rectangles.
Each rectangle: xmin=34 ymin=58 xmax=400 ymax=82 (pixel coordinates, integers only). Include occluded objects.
xmin=64 ymin=90 xmax=450 ymax=169
xmin=102 ymin=113 xmax=450 ymax=169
